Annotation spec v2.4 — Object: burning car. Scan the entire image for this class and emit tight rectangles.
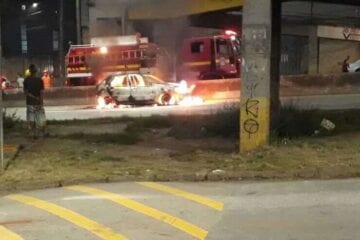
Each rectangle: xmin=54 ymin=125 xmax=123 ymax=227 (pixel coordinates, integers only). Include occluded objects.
xmin=348 ymin=59 xmax=360 ymax=73
xmin=96 ymin=73 xmax=199 ymax=108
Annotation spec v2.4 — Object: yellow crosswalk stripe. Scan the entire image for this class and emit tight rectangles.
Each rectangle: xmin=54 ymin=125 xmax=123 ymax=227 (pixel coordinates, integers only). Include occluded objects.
xmin=67 ymin=185 xmax=208 ymax=240
xmin=6 ymin=195 xmax=128 ymax=240
xmin=137 ymin=182 xmax=224 ymax=211
xmin=0 ymin=226 xmax=23 ymax=240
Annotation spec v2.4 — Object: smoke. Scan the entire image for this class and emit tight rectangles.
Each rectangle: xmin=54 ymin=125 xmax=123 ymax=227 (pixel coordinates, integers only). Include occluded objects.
xmin=131 ymin=17 xmax=191 ymax=81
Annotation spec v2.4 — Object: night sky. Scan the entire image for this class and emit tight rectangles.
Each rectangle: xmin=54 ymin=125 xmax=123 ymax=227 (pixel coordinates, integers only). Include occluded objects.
xmin=1 ymin=0 xmax=76 ymax=57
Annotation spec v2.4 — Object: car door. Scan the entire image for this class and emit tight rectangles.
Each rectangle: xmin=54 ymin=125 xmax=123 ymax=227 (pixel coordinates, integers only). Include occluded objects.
xmin=109 ymin=75 xmax=131 ymax=103
xmin=129 ymin=74 xmax=158 ymax=102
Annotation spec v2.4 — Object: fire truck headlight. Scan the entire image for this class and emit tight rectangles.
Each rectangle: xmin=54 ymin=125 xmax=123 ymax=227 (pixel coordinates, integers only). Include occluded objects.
xmin=100 ymin=46 xmax=108 ymax=55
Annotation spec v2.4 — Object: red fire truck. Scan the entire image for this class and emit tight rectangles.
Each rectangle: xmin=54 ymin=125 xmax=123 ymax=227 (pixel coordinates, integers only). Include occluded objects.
xmin=65 ymin=34 xmax=157 ymax=86
xmin=178 ymin=30 xmax=241 ymax=80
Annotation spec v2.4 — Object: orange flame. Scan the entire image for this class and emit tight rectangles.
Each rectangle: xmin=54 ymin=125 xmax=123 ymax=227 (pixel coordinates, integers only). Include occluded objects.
xmin=178 ymin=96 xmax=204 ymax=106
xmin=174 ymin=80 xmax=195 ymax=95
xmin=96 ymin=96 xmax=116 ymax=109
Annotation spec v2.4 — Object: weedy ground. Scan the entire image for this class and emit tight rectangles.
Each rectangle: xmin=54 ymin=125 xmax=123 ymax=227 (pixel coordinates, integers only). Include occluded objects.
xmin=1 ymin=108 xmax=360 ymax=195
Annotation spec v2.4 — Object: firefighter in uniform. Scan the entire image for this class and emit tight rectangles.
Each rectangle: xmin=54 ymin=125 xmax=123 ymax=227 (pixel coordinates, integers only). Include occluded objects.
xmin=42 ymin=70 xmax=52 ymax=89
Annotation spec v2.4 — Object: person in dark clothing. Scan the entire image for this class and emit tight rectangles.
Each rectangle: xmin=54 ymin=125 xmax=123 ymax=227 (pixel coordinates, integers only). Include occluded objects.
xmin=342 ymin=56 xmax=350 ymax=73
xmin=23 ymin=64 xmax=46 ymax=138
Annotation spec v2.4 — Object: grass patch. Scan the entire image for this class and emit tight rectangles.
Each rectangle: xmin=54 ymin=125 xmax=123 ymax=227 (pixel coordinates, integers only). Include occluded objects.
xmin=2 ymin=106 xmax=360 ymax=195
xmin=47 ymin=107 xmax=360 ymax=141
xmin=167 ymin=107 xmax=360 ymax=140
xmin=47 ymin=116 xmax=134 ymax=126
xmin=167 ymin=112 xmax=239 ymax=139
xmin=58 ymin=132 xmax=141 ymax=145
xmin=125 ymin=115 xmax=172 ymax=132
xmin=273 ymin=107 xmax=360 ymax=138
xmin=48 ymin=115 xmax=171 ymax=129
xmin=3 ymin=110 xmax=22 ymax=130
xmin=2 ymin=131 xmax=360 ymax=195
xmin=273 ymin=107 xmax=322 ymax=138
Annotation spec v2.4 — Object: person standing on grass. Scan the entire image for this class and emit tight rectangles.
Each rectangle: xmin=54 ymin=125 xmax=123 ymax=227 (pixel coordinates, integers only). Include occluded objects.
xmin=23 ymin=64 xmax=47 ymax=138
xmin=342 ymin=56 xmax=350 ymax=73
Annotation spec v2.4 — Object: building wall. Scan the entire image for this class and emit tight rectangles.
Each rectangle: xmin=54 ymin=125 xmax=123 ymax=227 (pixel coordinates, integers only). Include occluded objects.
xmin=319 ymin=39 xmax=360 ymax=74
xmin=2 ymin=56 xmax=55 ymax=86
xmin=283 ymin=24 xmax=360 ymax=74
xmin=87 ymin=0 xmax=134 ymax=38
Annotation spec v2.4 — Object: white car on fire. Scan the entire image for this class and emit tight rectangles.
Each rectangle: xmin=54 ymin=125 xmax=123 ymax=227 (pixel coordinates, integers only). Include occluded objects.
xmin=348 ymin=59 xmax=360 ymax=73
xmin=96 ymin=73 xmax=196 ymax=108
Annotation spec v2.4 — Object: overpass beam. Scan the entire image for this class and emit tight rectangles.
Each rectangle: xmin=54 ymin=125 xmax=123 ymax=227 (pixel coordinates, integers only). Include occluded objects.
xmin=240 ymin=0 xmax=281 ymax=152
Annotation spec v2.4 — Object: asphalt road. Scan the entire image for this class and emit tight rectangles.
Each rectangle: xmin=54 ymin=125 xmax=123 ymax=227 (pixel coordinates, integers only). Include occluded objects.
xmin=5 ymin=102 xmax=234 ymax=121
xmin=4 ymin=94 xmax=360 ymax=121
xmin=0 ymin=179 xmax=360 ymax=240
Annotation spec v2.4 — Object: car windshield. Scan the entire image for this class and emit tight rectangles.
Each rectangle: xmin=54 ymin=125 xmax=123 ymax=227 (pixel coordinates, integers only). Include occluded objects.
xmin=110 ymin=75 xmax=128 ymax=88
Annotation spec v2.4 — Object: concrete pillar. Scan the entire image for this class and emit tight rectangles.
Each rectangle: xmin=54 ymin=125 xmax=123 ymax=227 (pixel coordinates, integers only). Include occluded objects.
xmin=79 ymin=0 xmax=90 ymax=44
xmin=58 ymin=0 xmax=65 ymax=86
xmin=308 ymin=25 xmax=319 ymax=74
xmin=76 ymin=0 xmax=81 ymax=44
xmin=240 ymin=0 xmax=281 ymax=152
xmin=121 ymin=4 xmax=128 ymax=35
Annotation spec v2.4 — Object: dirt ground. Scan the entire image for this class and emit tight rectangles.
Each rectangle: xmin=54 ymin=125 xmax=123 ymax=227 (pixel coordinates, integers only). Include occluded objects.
xmin=1 ymin=119 xmax=360 ymax=195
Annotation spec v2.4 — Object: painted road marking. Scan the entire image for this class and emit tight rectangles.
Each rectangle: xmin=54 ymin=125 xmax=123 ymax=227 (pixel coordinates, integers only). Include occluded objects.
xmin=6 ymin=195 xmax=128 ymax=240
xmin=0 ymin=225 xmax=23 ymax=240
xmin=68 ymin=185 xmax=208 ymax=240
xmin=137 ymin=182 xmax=224 ymax=211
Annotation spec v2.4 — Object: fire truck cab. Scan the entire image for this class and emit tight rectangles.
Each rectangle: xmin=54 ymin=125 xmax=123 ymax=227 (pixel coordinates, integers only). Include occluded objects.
xmin=66 ymin=34 xmax=157 ymax=86
xmin=179 ymin=30 xmax=241 ymax=80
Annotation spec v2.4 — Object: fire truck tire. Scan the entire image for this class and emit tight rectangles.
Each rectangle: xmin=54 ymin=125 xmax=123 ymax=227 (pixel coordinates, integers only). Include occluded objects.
xmin=158 ymin=93 xmax=172 ymax=105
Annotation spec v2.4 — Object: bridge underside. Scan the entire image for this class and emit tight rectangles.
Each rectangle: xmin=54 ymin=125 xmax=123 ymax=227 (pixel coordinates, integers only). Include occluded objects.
xmin=128 ymin=0 xmax=360 ymax=22
xmin=128 ymin=0 xmax=245 ymax=20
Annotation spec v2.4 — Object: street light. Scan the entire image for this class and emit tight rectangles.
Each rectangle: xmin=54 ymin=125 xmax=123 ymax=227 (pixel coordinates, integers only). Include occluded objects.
xmin=32 ymin=2 xmax=39 ymax=8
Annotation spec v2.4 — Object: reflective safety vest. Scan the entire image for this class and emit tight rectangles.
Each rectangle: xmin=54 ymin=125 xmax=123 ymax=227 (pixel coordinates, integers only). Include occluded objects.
xmin=42 ymin=74 xmax=51 ymax=89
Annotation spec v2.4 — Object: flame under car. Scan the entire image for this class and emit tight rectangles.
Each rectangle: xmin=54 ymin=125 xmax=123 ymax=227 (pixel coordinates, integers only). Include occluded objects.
xmin=96 ymin=73 xmax=195 ymax=107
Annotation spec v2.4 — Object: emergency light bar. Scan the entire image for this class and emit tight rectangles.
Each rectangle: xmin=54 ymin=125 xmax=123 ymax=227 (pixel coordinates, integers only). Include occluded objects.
xmin=225 ymin=30 xmax=237 ymax=36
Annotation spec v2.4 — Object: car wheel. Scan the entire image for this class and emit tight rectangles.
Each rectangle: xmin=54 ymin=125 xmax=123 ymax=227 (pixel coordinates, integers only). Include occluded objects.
xmin=158 ymin=93 xmax=172 ymax=105
xmin=356 ymin=69 xmax=360 ymax=72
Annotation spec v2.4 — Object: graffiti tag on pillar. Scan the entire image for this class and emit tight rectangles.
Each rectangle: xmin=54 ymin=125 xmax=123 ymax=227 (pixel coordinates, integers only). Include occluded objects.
xmin=242 ymin=79 xmax=261 ymax=139
xmin=245 ymin=98 xmax=259 ymax=118
xmin=246 ymin=82 xmax=258 ymax=97
xmin=243 ymin=119 xmax=260 ymax=138
xmin=252 ymin=29 xmax=267 ymax=56
xmin=243 ymin=96 xmax=261 ymax=139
